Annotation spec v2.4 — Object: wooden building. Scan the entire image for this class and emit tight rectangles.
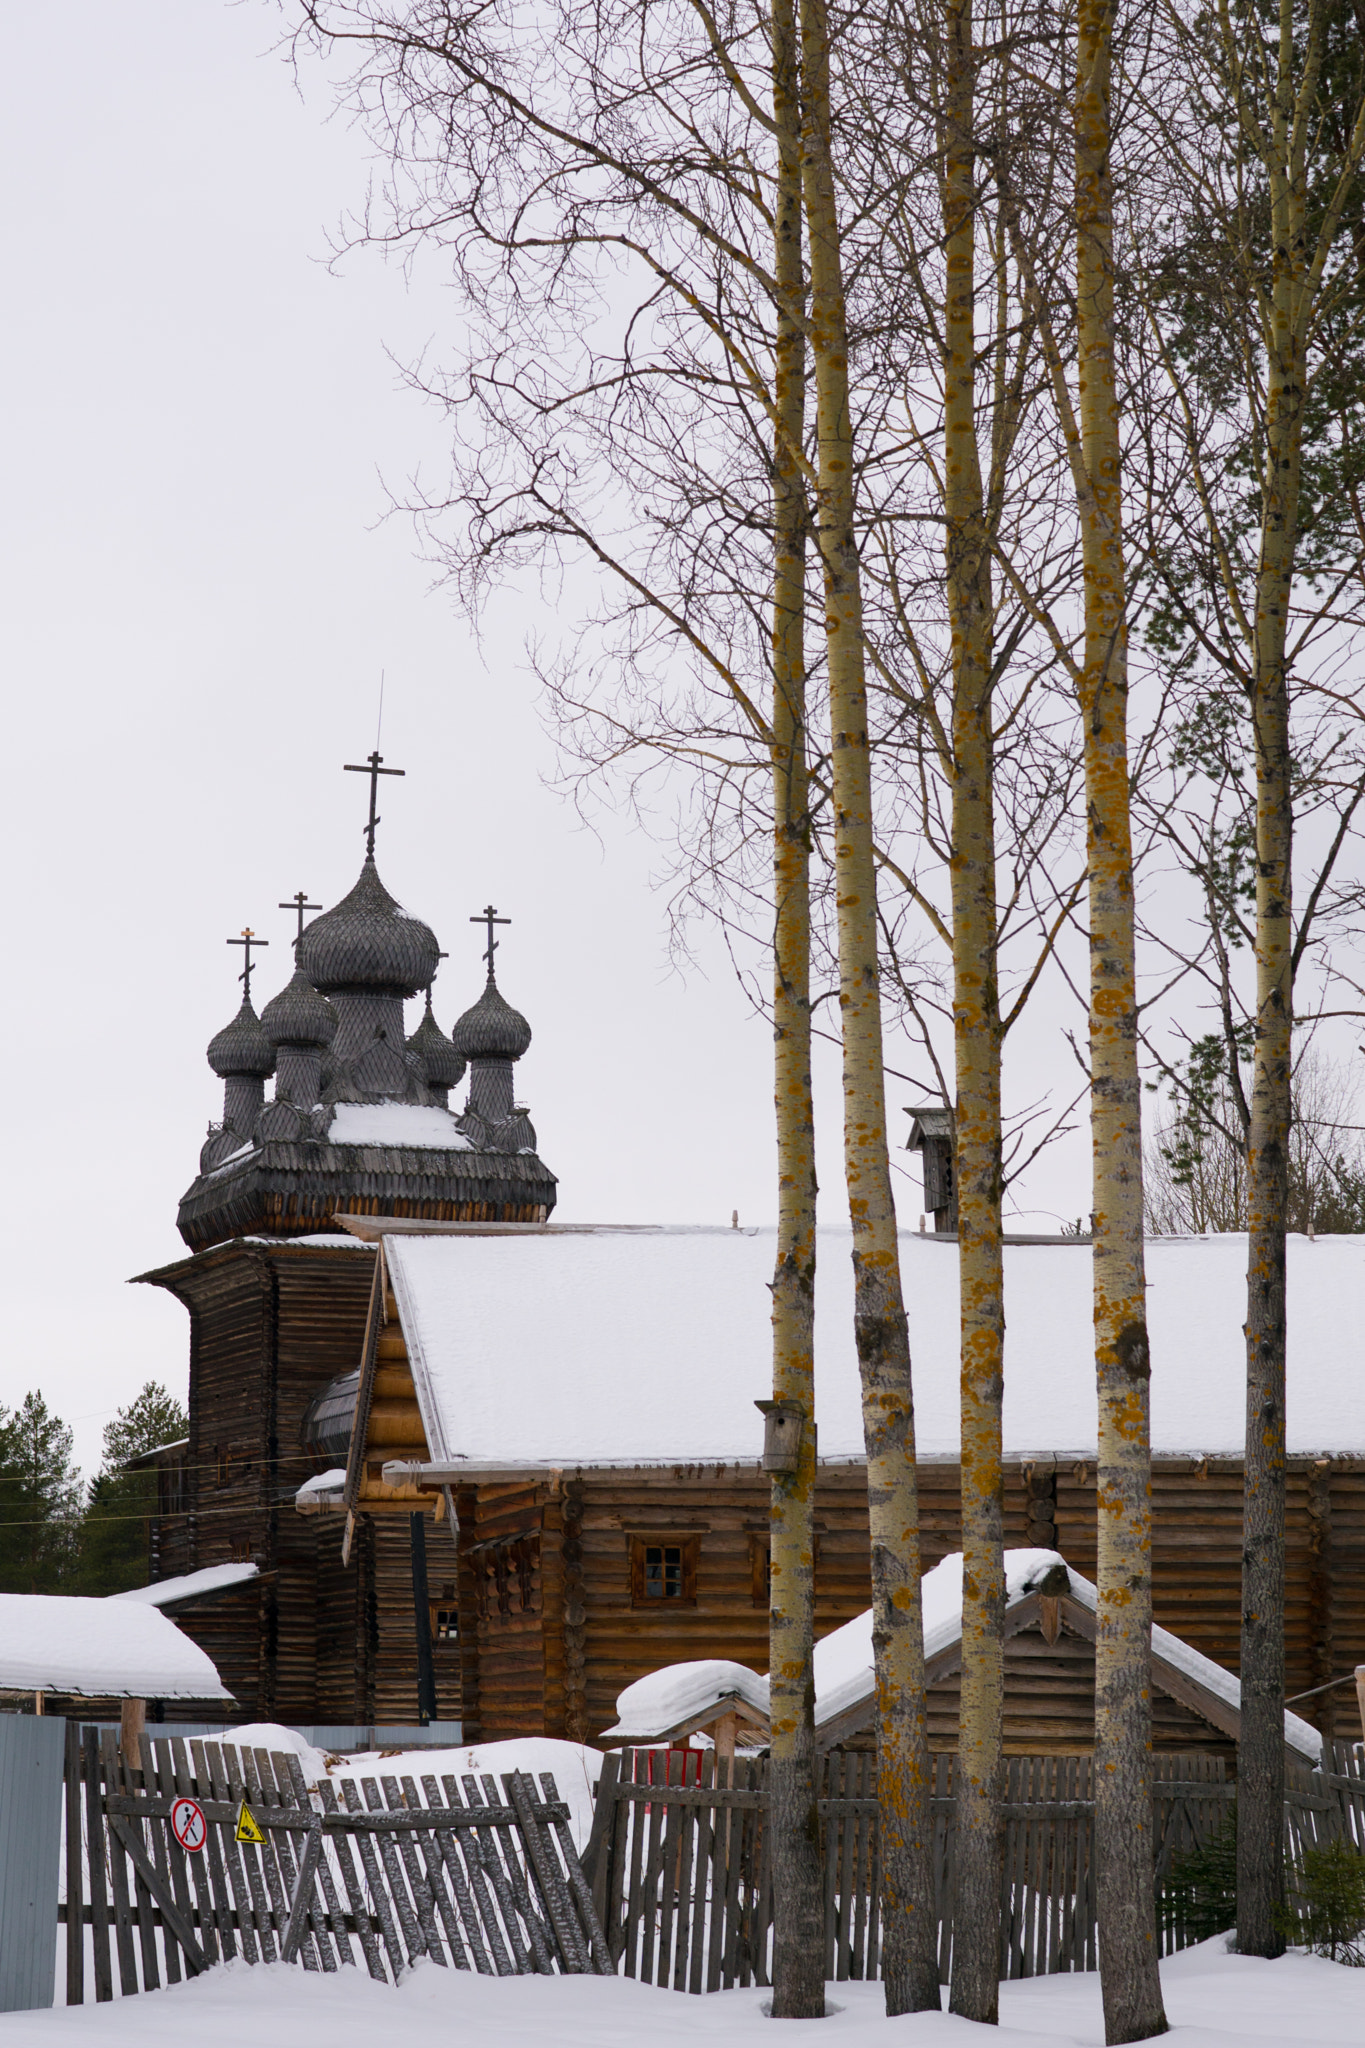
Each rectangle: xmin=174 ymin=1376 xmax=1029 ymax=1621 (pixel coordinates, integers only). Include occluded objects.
xmin=135 ymin=785 xmax=556 ymax=1723
xmin=315 ymin=1220 xmax=1364 ymax=1755
xmin=136 ymin=775 xmax=1363 ymax=1748
xmin=595 ymin=1551 xmax=1327 ymax=1765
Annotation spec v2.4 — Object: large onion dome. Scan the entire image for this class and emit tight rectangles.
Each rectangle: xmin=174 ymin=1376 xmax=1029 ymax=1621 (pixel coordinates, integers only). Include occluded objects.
xmin=207 ymin=998 xmax=276 ymax=1079
xmin=297 ymin=857 xmax=440 ymax=997
xmin=261 ymin=970 xmax=338 ymax=1049
xmin=409 ymin=992 xmax=466 ymax=1092
xmin=451 ymin=977 xmax=532 ymax=1061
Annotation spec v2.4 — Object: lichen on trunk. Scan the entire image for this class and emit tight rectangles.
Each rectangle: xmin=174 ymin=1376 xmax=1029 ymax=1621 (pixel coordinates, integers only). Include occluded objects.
xmin=1074 ymin=0 xmax=1168 ymax=2037
xmin=799 ymin=0 xmax=938 ymax=2011
xmin=766 ymin=0 xmax=824 ymax=2015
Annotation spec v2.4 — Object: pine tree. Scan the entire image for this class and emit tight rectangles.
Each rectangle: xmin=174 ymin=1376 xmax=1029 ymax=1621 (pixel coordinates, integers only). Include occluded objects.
xmin=76 ymin=1382 xmax=188 ymax=1596
xmin=0 ymin=1392 xmax=82 ymax=1592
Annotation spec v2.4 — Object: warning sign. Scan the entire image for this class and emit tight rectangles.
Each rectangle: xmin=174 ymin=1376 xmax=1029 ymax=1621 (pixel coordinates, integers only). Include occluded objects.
xmin=235 ymin=1799 xmax=266 ymax=1847
xmin=170 ymin=1797 xmax=207 ymax=1854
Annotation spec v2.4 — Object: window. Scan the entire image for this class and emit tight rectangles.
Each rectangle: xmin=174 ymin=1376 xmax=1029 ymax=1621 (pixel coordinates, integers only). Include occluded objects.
xmin=430 ymin=1606 xmax=459 ymax=1645
xmin=228 ymin=1535 xmax=253 ymax=1564
xmin=629 ymin=1535 xmax=699 ymax=1608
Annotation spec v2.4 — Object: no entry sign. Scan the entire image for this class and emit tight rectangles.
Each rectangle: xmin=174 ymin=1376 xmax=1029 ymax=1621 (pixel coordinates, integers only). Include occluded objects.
xmin=170 ymin=1796 xmax=207 ymax=1853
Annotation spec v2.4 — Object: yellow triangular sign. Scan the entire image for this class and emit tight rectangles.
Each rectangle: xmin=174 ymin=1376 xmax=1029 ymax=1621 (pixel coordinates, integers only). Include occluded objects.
xmin=235 ymin=1799 xmax=265 ymax=1846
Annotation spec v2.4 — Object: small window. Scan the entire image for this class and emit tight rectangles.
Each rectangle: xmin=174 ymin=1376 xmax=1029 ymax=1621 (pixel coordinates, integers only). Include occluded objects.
xmin=431 ymin=1605 xmax=459 ymax=1644
xmin=629 ymin=1535 xmax=698 ymax=1608
xmin=228 ymin=1535 xmax=253 ymax=1564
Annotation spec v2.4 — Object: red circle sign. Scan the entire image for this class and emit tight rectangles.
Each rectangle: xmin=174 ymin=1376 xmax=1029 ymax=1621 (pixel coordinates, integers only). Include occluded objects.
xmin=170 ymin=1796 xmax=207 ymax=1853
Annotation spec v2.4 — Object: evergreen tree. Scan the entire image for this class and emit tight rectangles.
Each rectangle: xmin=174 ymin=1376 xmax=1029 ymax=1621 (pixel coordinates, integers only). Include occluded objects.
xmin=76 ymin=1382 xmax=188 ymax=1596
xmin=0 ymin=1392 xmax=82 ymax=1592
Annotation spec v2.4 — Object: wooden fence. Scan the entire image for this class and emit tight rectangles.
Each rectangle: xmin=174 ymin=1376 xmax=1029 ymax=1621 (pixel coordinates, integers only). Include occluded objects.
xmin=582 ymin=1745 xmax=1365 ymax=1993
xmin=60 ymin=1724 xmax=608 ymax=2002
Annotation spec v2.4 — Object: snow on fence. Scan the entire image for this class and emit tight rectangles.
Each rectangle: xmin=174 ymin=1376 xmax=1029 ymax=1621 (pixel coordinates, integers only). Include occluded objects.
xmin=59 ymin=1723 xmax=609 ymax=2003
xmin=581 ymin=1745 xmax=1365 ymax=1992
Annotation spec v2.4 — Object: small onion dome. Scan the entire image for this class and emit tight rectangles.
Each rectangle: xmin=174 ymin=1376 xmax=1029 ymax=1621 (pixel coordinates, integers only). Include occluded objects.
xmin=207 ymin=997 xmax=276 ymax=1079
xmin=409 ymin=993 xmax=466 ymax=1092
xmin=451 ymin=976 xmax=532 ymax=1061
xmin=261 ymin=969 xmax=338 ymax=1049
xmin=298 ymin=857 xmax=440 ymax=997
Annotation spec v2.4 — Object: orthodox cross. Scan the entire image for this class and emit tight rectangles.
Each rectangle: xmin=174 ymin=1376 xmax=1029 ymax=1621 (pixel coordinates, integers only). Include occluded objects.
xmin=344 ymin=749 xmax=405 ymax=858
xmin=226 ymin=928 xmax=268 ymax=1003
xmin=279 ymin=891 xmax=322 ymax=954
xmin=471 ymin=904 xmax=509 ymax=976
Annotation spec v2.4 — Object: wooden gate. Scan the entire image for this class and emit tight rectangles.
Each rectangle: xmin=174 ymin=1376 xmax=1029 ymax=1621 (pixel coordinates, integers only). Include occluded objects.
xmin=61 ymin=1724 xmax=608 ymax=2002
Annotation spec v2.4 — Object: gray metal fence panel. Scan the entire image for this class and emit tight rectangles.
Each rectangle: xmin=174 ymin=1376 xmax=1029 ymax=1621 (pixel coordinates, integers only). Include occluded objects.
xmin=0 ymin=1716 xmax=65 ymax=2012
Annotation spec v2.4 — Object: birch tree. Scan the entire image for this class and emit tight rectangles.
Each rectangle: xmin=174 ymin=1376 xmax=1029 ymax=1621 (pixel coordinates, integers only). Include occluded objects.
xmin=1122 ymin=0 xmax=1365 ymax=1954
xmin=799 ymin=0 xmax=939 ymax=2010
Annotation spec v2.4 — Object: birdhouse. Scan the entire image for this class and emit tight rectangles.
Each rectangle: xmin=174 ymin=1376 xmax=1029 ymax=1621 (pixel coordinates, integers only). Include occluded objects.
xmin=906 ymin=1105 xmax=957 ymax=1233
xmin=754 ymin=1398 xmax=805 ymax=1474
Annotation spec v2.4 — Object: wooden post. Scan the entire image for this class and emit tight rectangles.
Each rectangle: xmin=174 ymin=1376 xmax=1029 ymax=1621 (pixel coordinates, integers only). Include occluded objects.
xmin=1356 ymin=1667 xmax=1365 ymax=1742
xmin=712 ymin=1713 xmax=739 ymax=1767
xmin=120 ymin=1699 xmax=146 ymax=1761
xmin=410 ymin=1512 xmax=438 ymax=1727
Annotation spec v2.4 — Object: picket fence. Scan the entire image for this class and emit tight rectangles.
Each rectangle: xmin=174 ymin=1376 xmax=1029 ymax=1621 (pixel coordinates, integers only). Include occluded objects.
xmin=581 ymin=1743 xmax=1365 ymax=1992
xmin=59 ymin=1724 xmax=608 ymax=2002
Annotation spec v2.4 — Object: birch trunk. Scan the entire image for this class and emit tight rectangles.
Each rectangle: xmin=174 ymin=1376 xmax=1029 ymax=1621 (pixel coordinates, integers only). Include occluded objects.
xmin=943 ymin=0 xmax=1006 ymax=2019
xmin=1075 ymin=2 xmax=1167 ymax=2037
xmin=767 ymin=0 xmax=824 ymax=2014
xmin=1236 ymin=0 xmax=1301 ymax=1962
xmin=799 ymin=0 xmax=938 ymax=2011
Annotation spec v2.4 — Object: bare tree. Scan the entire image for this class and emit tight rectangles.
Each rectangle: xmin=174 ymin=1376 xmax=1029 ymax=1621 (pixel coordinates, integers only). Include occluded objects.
xmin=1120 ymin=0 xmax=1365 ymax=1954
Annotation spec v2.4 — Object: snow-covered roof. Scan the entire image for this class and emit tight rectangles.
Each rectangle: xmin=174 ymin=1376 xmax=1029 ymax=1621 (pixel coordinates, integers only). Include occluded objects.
xmin=811 ymin=1550 xmax=1324 ymax=1764
xmin=602 ymin=1660 xmax=772 ymax=1743
xmin=295 ymin=1468 xmax=347 ymax=1513
xmin=327 ymin=1103 xmax=471 ymax=1151
xmin=381 ymin=1228 xmax=1364 ymax=1471
xmin=594 ymin=1550 xmax=1324 ymax=1764
xmin=112 ymin=1562 xmax=259 ymax=1609
xmin=0 ymin=1594 xmax=233 ymax=1699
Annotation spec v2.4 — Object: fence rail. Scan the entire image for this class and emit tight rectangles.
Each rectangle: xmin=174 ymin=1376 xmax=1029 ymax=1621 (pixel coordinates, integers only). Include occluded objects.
xmin=61 ymin=1724 xmax=608 ymax=2003
xmin=582 ymin=1743 xmax=1365 ymax=1993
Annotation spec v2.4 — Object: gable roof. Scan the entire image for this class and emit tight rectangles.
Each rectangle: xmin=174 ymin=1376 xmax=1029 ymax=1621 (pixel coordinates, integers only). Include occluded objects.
xmin=369 ymin=1226 xmax=1363 ymax=1478
xmin=593 ymin=1550 xmax=1324 ymax=1764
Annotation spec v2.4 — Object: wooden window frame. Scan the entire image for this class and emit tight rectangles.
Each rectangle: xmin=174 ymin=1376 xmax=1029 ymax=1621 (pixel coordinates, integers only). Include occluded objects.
xmin=629 ymin=1534 xmax=699 ymax=1609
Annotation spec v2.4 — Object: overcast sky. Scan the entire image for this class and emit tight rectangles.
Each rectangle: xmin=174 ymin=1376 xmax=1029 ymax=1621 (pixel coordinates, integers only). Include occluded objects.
xmin=1 ymin=3 xmax=1099 ymax=1478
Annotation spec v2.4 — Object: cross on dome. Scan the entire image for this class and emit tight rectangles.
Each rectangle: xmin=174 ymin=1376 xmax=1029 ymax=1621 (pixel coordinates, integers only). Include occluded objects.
xmin=226 ymin=928 xmax=268 ymax=1003
xmin=279 ymin=891 xmax=323 ymax=953
xmin=344 ymin=749 xmax=405 ymax=858
xmin=471 ymin=904 xmax=510 ymax=978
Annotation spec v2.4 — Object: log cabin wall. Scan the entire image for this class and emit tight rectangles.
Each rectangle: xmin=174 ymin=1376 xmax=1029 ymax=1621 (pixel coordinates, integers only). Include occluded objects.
xmin=139 ymin=1238 xmax=377 ymax=1723
xmin=455 ymin=1454 xmax=1363 ymax=1750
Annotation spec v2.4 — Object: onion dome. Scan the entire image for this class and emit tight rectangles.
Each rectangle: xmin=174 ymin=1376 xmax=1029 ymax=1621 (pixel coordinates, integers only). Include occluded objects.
xmin=298 ymin=857 xmax=440 ymax=997
xmin=409 ymin=992 xmax=466 ymax=1092
xmin=261 ymin=970 xmax=338 ymax=1049
xmin=207 ymin=998 xmax=276 ymax=1079
xmin=451 ymin=977 xmax=532 ymax=1061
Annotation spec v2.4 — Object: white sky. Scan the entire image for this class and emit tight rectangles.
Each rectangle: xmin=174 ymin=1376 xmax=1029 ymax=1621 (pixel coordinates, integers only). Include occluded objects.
xmin=0 ymin=3 xmax=1103 ymax=1479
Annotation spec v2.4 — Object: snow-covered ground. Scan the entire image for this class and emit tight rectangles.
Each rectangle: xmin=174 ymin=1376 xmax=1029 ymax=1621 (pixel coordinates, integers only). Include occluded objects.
xmin=4 ymin=1940 xmax=1360 ymax=2047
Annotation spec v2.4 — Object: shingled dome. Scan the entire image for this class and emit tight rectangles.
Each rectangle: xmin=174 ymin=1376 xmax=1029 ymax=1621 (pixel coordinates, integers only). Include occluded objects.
xmin=207 ymin=998 xmax=276 ymax=1079
xmin=451 ymin=978 xmax=532 ymax=1061
xmin=409 ymin=995 xmax=466 ymax=1091
xmin=261 ymin=970 xmax=338 ymax=1049
xmin=297 ymin=857 xmax=440 ymax=997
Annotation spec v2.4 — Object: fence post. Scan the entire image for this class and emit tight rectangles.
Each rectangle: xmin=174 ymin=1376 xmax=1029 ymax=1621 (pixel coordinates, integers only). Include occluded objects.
xmin=0 ymin=1714 xmax=66 ymax=2012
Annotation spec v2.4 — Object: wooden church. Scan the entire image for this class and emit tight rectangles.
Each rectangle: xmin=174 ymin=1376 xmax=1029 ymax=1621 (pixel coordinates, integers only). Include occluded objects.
xmin=135 ymin=759 xmax=1365 ymax=1754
